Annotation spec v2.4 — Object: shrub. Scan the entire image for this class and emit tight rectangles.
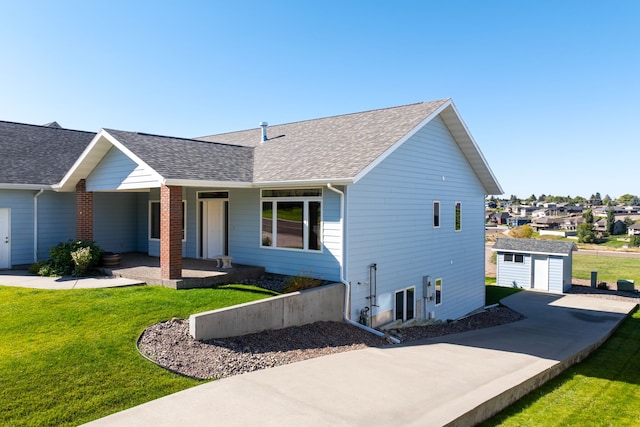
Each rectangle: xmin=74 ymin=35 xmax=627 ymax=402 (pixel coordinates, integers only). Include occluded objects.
xmin=40 ymin=240 xmax=104 ymax=277
xmin=509 ymin=224 xmax=533 ymax=238
xmin=630 ymin=235 xmax=640 ymax=248
xmin=282 ymin=273 xmax=324 ymax=293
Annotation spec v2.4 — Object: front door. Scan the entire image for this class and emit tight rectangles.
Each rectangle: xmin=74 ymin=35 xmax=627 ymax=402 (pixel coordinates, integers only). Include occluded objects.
xmin=532 ymin=256 xmax=549 ymax=291
xmin=200 ymin=199 xmax=226 ymax=259
xmin=0 ymin=208 xmax=10 ymax=269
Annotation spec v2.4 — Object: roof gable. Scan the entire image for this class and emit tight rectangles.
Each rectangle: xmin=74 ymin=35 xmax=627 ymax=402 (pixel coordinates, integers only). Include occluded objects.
xmin=0 ymin=120 xmax=95 ymax=187
xmin=492 ymin=238 xmax=577 ymax=256
xmin=59 ymin=129 xmax=254 ymax=191
xmin=197 ymin=99 xmax=503 ymax=193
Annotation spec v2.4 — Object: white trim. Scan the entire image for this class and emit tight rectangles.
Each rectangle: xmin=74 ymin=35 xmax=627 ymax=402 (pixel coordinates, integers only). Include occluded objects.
xmin=58 ymin=130 xmax=165 ymax=192
xmin=0 ymin=183 xmax=52 ymax=190
xmin=0 ymin=208 xmax=11 ymax=269
xmin=394 ymin=286 xmax=416 ymax=322
xmin=197 ymin=191 xmax=230 ymax=259
xmin=435 ymin=278 xmax=443 ymax=306
xmin=493 ymin=249 xmax=572 ymax=257
xmin=260 ymin=188 xmax=323 ymax=252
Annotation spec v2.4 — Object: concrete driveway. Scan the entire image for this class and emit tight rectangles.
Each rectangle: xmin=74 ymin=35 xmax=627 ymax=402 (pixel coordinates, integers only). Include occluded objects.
xmin=83 ymin=291 xmax=637 ymax=427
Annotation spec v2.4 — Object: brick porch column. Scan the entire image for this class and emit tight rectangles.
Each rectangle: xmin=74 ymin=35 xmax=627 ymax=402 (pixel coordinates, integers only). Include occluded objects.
xmin=160 ymin=184 xmax=182 ymax=280
xmin=75 ymin=179 xmax=93 ymax=241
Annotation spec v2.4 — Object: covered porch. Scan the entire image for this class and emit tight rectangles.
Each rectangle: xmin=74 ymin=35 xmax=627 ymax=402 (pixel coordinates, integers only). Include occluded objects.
xmin=106 ymin=253 xmax=265 ymax=290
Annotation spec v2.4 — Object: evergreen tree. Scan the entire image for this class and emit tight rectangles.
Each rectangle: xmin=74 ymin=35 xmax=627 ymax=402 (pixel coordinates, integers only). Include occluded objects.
xmin=583 ymin=209 xmax=594 ymax=224
xmin=606 ymin=207 xmax=615 ymax=234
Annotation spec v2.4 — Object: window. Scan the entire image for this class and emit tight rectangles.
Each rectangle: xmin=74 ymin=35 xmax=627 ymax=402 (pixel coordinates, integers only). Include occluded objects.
xmin=261 ymin=189 xmax=322 ymax=251
xmin=433 ymin=201 xmax=440 ymax=228
xmin=395 ymin=287 xmax=415 ymax=322
xmin=504 ymin=253 xmax=524 ymax=263
xmin=435 ymin=278 xmax=442 ymax=305
xmin=455 ymin=201 xmax=461 ymax=231
xmin=149 ymin=200 xmax=186 ymax=241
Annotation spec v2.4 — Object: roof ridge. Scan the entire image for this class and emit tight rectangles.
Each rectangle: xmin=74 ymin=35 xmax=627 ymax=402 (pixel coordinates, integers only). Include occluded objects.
xmin=199 ymin=99 xmax=450 ymax=138
xmin=0 ymin=119 xmax=94 ymax=135
xmin=105 ymin=128 xmax=250 ymax=149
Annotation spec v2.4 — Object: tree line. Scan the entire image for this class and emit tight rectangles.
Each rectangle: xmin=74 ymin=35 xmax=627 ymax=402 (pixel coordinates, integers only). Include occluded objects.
xmin=491 ymin=192 xmax=640 ymax=206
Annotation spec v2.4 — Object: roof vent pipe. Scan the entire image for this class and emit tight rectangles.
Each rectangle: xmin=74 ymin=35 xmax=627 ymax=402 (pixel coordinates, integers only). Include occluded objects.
xmin=259 ymin=121 xmax=268 ymax=142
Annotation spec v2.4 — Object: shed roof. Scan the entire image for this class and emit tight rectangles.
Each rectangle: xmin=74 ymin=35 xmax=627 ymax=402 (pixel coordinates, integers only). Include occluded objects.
xmin=492 ymin=238 xmax=577 ymax=256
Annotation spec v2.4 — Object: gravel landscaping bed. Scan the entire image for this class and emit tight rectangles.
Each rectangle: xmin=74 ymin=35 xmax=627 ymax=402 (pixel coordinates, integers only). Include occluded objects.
xmin=138 ymin=306 xmax=524 ymax=380
xmin=138 ymin=283 xmax=639 ymax=380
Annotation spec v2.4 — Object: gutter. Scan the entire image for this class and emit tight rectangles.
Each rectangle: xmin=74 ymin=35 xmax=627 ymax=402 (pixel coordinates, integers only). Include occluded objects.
xmin=33 ymin=189 xmax=44 ymax=262
xmin=326 ymin=183 xmax=400 ymax=344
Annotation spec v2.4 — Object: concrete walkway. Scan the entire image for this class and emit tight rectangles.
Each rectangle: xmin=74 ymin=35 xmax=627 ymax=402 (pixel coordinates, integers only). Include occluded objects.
xmin=0 ymin=270 xmax=143 ymax=289
xmin=83 ymin=291 xmax=637 ymax=427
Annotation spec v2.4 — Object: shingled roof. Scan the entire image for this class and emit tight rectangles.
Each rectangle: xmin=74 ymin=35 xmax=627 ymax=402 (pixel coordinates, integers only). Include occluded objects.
xmin=492 ymin=238 xmax=577 ymax=256
xmin=197 ymin=99 xmax=502 ymax=193
xmin=104 ymin=130 xmax=253 ymax=182
xmin=0 ymin=120 xmax=95 ymax=187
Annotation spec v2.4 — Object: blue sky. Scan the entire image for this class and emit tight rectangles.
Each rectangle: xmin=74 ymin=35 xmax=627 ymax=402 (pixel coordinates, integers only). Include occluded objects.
xmin=1 ymin=1 xmax=638 ymax=199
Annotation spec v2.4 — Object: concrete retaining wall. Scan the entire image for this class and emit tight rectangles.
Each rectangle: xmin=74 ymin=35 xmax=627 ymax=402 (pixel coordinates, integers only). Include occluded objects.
xmin=189 ymin=282 xmax=345 ymax=340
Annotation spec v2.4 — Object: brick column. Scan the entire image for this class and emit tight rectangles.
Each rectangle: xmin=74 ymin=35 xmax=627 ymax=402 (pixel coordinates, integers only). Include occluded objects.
xmin=160 ymin=185 xmax=183 ymax=280
xmin=76 ymin=179 xmax=93 ymax=241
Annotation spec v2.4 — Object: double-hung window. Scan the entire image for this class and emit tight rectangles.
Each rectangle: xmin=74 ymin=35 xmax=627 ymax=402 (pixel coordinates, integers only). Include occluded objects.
xmin=261 ymin=189 xmax=322 ymax=251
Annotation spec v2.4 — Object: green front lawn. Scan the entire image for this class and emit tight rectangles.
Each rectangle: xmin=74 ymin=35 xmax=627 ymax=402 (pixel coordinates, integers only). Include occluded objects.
xmin=0 ymin=284 xmax=277 ymax=427
xmin=573 ymin=253 xmax=640 ymax=284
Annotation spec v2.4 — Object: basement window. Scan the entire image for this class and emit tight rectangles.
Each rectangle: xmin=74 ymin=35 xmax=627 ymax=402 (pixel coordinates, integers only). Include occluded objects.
xmin=395 ymin=287 xmax=415 ymax=322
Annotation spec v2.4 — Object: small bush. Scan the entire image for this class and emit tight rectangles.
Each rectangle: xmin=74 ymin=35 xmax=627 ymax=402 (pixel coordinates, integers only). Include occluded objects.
xmin=282 ymin=273 xmax=324 ymax=293
xmin=39 ymin=240 xmax=104 ymax=277
xmin=509 ymin=225 xmax=533 ymax=238
xmin=630 ymin=235 xmax=640 ymax=248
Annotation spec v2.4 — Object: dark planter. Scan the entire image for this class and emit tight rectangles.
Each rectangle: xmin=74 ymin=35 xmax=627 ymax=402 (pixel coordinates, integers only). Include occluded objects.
xmin=101 ymin=252 xmax=121 ymax=268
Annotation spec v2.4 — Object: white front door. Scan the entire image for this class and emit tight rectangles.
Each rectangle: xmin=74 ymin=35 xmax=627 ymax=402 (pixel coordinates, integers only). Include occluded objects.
xmin=0 ymin=208 xmax=10 ymax=269
xmin=533 ymin=256 xmax=549 ymax=291
xmin=201 ymin=200 xmax=225 ymax=259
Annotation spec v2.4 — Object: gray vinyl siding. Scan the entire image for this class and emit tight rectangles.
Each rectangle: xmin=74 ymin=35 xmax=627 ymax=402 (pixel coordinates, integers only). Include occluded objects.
xmin=0 ymin=190 xmax=34 ymax=265
xmin=563 ymin=256 xmax=572 ymax=291
xmin=548 ymin=256 xmax=564 ymax=293
xmin=0 ymin=190 xmax=78 ymax=265
xmin=86 ymin=146 xmax=160 ymax=191
xmin=345 ymin=115 xmax=486 ymax=323
xmin=228 ymin=188 xmax=342 ymax=280
xmin=36 ymin=192 xmax=76 ymax=261
xmin=496 ymin=252 xmax=531 ymax=289
xmin=93 ymin=193 xmax=139 ymax=253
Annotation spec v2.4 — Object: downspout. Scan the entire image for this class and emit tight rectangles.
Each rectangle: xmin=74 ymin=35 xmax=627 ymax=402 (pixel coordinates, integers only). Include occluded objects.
xmin=33 ymin=189 xmax=44 ymax=262
xmin=326 ymin=183 xmax=400 ymax=344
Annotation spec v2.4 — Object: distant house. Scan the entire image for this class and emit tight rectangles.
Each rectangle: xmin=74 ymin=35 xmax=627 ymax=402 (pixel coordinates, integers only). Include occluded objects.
xmin=628 ymin=223 xmax=640 ymax=237
xmin=489 ymin=211 xmax=510 ymax=225
xmin=1 ymin=99 xmax=502 ymax=326
xmin=492 ymin=238 xmax=577 ymax=293
xmin=530 ymin=216 xmax=561 ymax=231
xmin=594 ymin=219 xmax=626 ymax=235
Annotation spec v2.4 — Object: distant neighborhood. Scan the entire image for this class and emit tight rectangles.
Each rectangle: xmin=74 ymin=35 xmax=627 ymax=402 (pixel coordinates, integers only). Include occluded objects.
xmin=486 ymin=194 xmax=640 ymax=242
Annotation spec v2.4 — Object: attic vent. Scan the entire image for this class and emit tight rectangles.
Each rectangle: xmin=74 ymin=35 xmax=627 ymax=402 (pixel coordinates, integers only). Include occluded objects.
xmin=259 ymin=121 xmax=268 ymax=142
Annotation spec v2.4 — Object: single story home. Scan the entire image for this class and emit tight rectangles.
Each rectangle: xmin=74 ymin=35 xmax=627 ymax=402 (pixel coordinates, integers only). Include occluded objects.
xmin=492 ymin=238 xmax=577 ymax=293
xmin=1 ymin=98 xmax=502 ymax=325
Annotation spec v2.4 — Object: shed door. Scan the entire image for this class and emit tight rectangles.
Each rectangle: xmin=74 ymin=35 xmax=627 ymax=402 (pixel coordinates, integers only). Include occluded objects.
xmin=532 ymin=256 xmax=549 ymax=291
xmin=0 ymin=209 xmax=10 ymax=269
